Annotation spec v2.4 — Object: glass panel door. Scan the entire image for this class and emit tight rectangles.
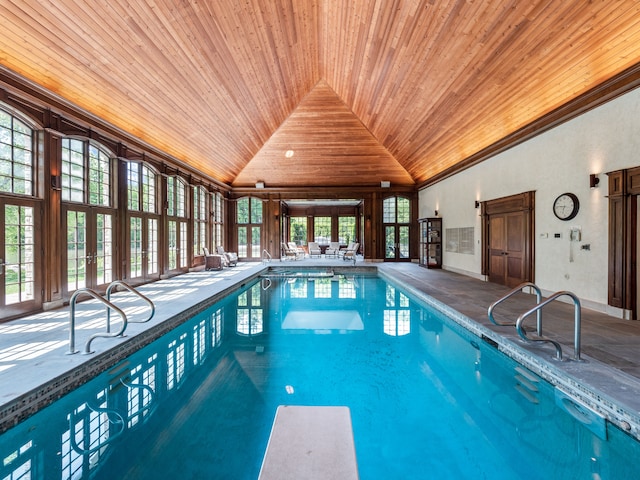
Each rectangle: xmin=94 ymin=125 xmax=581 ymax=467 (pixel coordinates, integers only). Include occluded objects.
xmin=385 ymin=226 xmax=396 ymax=259
xmin=383 ymin=196 xmax=411 ymax=262
xmin=128 ymin=214 xmax=160 ymax=283
xmin=167 ymin=220 xmax=188 ymax=271
xmin=66 ymin=209 xmax=87 ymax=291
xmin=94 ymin=212 xmax=113 ymax=287
xmin=398 ymin=226 xmax=409 ymax=259
xmin=130 ymin=216 xmax=143 ymax=280
xmin=65 ymin=207 xmax=114 ymax=294
xmin=251 ymin=226 xmax=261 ymax=258
xmin=1 ymin=200 xmax=40 ymax=320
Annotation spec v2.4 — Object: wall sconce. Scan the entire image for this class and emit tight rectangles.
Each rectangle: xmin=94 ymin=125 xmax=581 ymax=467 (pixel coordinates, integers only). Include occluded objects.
xmin=434 ymin=210 xmax=438 ymax=217
xmin=255 ymin=181 xmax=265 ymax=189
xmin=474 ymin=200 xmax=480 ymax=209
xmin=51 ymin=174 xmax=61 ymax=191
xmin=275 ymin=215 xmax=279 ymax=222
xmin=589 ymin=173 xmax=600 ymax=188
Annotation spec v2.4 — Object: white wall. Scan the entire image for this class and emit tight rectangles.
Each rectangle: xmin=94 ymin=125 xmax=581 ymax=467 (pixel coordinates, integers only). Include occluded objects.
xmin=419 ymin=87 xmax=640 ymax=313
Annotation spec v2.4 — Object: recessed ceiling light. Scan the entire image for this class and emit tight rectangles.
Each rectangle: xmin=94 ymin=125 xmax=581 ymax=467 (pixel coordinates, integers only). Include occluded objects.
xmin=285 ymin=150 xmax=294 ymax=158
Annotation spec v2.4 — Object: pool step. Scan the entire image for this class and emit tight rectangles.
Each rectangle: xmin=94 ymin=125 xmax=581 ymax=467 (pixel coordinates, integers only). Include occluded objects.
xmin=514 ymin=366 xmax=541 ymax=404
xmin=259 ymin=405 xmax=359 ymax=480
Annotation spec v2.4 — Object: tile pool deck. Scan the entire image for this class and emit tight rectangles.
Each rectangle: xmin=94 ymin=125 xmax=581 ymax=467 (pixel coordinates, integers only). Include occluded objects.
xmin=2 ymin=258 xmax=640 ymax=438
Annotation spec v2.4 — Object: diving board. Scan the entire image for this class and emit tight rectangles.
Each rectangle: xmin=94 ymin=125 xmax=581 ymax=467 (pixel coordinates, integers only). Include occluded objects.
xmin=258 ymin=406 xmax=359 ymax=480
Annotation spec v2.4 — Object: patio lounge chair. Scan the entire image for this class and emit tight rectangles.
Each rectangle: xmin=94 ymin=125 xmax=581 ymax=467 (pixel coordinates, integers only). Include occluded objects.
xmin=342 ymin=243 xmax=359 ymax=263
xmin=283 ymin=242 xmax=305 ymax=260
xmin=217 ymin=246 xmax=238 ymax=266
xmin=325 ymin=241 xmax=340 ymax=257
xmin=308 ymin=242 xmax=321 ymax=257
xmin=288 ymin=242 xmax=305 ymax=259
xmin=339 ymin=242 xmax=356 ymax=258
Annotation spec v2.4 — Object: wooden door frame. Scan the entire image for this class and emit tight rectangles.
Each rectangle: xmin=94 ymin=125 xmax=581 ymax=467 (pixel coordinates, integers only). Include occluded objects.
xmin=607 ymin=168 xmax=639 ymax=318
xmin=481 ymin=191 xmax=535 ymax=283
xmin=0 ymin=197 xmax=43 ymax=321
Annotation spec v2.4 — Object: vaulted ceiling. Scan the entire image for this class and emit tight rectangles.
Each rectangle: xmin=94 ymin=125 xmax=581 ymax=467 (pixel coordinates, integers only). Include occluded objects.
xmin=1 ymin=1 xmax=640 ymax=189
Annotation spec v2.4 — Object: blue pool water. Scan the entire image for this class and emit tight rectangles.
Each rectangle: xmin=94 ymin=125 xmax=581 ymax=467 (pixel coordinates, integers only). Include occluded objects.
xmin=1 ymin=274 xmax=640 ymax=479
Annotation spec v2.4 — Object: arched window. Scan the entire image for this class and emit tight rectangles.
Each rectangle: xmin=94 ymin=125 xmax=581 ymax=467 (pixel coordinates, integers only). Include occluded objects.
xmin=167 ymin=176 xmax=188 ymax=271
xmin=61 ymin=139 xmax=111 ymax=206
xmin=127 ymin=162 xmax=157 ymax=213
xmin=61 ymin=138 xmax=115 ymax=294
xmin=126 ymin=161 xmax=159 ymax=282
xmin=382 ymin=196 xmax=410 ymax=261
xmin=0 ymin=111 xmax=34 ymax=196
xmin=236 ymin=197 xmax=262 ymax=258
xmin=193 ymin=186 xmax=207 ymax=256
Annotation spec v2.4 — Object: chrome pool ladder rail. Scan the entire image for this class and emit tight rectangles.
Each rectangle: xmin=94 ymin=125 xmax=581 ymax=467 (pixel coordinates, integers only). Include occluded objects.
xmin=516 ymin=290 xmax=582 ymax=362
xmin=69 ymin=403 xmax=126 ymax=455
xmin=68 ymin=288 xmax=128 ymax=355
xmin=488 ymin=282 xmax=543 ymax=335
xmin=106 ymin=280 xmax=155 ymax=331
xmin=262 ymin=249 xmax=272 ymax=263
xmin=120 ymin=378 xmax=157 ymax=420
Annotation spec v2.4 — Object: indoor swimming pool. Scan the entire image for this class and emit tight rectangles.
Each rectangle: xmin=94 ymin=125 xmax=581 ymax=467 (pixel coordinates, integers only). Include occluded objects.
xmin=1 ymin=273 xmax=639 ymax=479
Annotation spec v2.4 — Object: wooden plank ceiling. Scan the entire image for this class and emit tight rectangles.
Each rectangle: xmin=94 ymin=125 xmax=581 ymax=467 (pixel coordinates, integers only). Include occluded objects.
xmin=1 ymin=0 xmax=640 ymax=188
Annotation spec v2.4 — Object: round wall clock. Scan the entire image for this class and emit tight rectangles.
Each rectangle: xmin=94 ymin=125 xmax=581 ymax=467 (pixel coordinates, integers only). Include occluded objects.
xmin=553 ymin=192 xmax=579 ymax=221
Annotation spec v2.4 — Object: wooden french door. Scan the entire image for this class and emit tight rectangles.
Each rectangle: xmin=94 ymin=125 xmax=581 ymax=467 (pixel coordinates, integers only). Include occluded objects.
xmin=64 ymin=206 xmax=115 ymax=295
xmin=488 ymin=212 xmax=527 ymax=287
xmin=128 ymin=214 xmax=160 ymax=284
xmin=167 ymin=219 xmax=188 ymax=272
xmin=0 ymin=199 xmax=41 ymax=320
xmin=484 ymin=192 xmax=534 ymax=288
xmin=385 ymin=225 xmax=410 ymax=261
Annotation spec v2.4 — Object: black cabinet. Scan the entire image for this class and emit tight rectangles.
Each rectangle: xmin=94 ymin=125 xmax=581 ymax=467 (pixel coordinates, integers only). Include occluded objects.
xmin=419 ymin=217 xmax=442 ymax=268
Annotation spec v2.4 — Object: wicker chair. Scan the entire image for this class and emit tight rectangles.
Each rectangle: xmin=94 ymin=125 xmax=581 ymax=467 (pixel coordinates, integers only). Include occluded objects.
xmin=217 ymin=246 xmax=238 ymax=266
xmin=202 ymin=247 xmax=223 ymax=270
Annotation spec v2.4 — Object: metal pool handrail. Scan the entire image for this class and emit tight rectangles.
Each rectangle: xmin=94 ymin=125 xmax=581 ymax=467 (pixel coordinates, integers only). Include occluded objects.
xmin=516 ymin=290 xmax=583 ymax=362
xmin=106 ymin=280 xmax=155 ymax=331
xmin=68 ymin=288 xmax=128 ymax=355
xmin=69 ymin=404 xmax=125 ymax=454
xmin=262 ymin=249 xmax=272 ymax=263
xmin=488 ymin=282 xmax=543 ymax=335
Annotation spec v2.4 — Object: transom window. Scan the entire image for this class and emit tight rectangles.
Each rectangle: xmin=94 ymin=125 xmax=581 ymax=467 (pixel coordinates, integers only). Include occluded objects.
xmin=127 ymin=162 xmax=157 ymax=213
xmin=166 ymin=176 xmax=186 ymax=217
xmin=0 ymin=110 xmax=34 ymax=196
xmin=61 ymin=139 xmax=112 ymax=206
xmin=383 ymin=196 xmax=410 ymax=224
xmin=237 ymin=197 xmax=262 ymax=224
